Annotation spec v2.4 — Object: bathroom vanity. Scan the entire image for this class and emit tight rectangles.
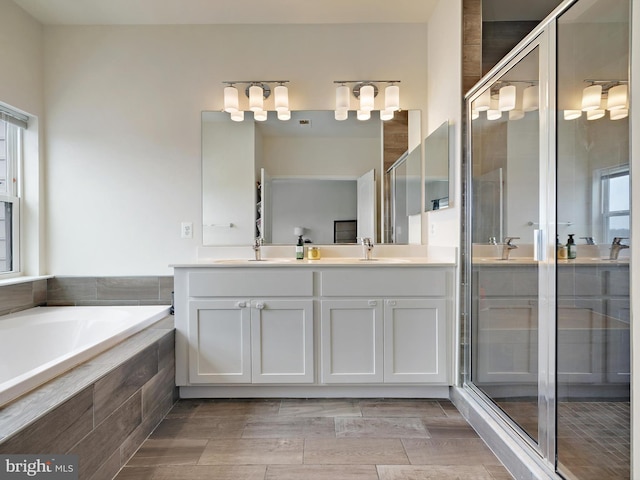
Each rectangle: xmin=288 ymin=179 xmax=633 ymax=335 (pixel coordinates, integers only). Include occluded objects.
xmin=173 ymin=258 xmax=454 ymax=398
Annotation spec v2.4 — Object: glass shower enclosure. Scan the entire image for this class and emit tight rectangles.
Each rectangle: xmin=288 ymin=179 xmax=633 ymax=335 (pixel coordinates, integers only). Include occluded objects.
xmin=463 ymin=0 xmax=630 ymax=478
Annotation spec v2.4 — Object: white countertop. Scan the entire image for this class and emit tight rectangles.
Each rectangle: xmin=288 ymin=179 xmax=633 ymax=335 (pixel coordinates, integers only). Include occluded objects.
xmin=171 ymin=257 xmax=455 ymax=267
xmin=472 ymin=257 xmax=629 ymax=266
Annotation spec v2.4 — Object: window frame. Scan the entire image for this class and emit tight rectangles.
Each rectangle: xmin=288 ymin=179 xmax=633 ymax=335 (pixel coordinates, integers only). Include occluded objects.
xmin=0 ymin=120 xmax=21 ymax=276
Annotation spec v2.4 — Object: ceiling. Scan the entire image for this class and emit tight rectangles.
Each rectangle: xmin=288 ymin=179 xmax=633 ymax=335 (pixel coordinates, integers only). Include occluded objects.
xmin=11 ymin=0 xmax=441 ymax=25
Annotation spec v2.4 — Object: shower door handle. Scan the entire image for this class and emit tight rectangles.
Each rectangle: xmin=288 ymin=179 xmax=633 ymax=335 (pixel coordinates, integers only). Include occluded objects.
xmin=534 ymin=229 xmax=544 ymax=262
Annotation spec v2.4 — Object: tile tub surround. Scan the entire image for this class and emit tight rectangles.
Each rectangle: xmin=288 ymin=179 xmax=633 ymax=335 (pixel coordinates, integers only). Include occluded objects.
xmin=0 ymin=278 xmax=47 ymax=316
xmin=0 ymin=316 xmax=177 ymax=480
xmin=115 ymin=398 xmax=513 ymax=480
xmin=47 ymin=276 xmax=174 ymax=306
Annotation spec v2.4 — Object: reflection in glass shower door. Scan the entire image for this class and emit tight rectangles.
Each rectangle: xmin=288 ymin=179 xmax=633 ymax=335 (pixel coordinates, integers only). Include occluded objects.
xmin=556 ymin=0 xmax=630 ymax=478
xmin=469 ymin=45 xmax=541 ymax=445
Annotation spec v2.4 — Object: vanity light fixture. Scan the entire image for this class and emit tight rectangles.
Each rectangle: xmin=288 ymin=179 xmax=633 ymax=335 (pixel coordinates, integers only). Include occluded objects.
xmin=578 ymin=80 xmax=629 ymax=120
xmin=475 ymin=89 xmax=491 ymax=111
xmin=509 ymin=109 xmax=524 ymax=121
xmin=333 ymin=80 xmax=401 ymax=121
xmin=221 ymin=80 xmax=291 ymax=122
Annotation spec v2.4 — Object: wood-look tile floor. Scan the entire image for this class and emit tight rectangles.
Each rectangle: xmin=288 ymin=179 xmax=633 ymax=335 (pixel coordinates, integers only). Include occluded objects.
xmin=115 ymin=398 xmax=513 ymax=480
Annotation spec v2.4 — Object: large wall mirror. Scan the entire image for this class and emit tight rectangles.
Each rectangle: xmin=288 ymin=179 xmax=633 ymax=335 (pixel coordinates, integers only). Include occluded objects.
xmin=424 ymin=120 xmax=450 ymax=211
xmin=202 ymin=110 xmax=420 ymax=246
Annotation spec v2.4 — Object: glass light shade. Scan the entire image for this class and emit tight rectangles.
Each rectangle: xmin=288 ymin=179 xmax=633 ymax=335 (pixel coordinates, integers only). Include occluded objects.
xmin=357 ymin=109 xmax=371 ymax=121
xmin=586 ymin=109 xmax=605 ymax=121
xmin=359 ymin=85 xmax=375 ymax=112
xmin=475 ymin=89 xmax=491 ymax=111
xmin=294 ymin=226 xmax=304 ymax=236
xmin=471 ymin=109 xmax=479 ymax=120
xmin=607 ymin=84 xmax=628 ymax=110
xmin=610 ymin=109 xmax=628 ymax=120
xmin=249 ymin=85 xmax=264 ymax=112
xmin=230 ymin=110 xmax=244 ymax=122
xmin=581 ymin=84 xmax=602 ymax=111
xmin=487 ymin=109 xmax=502 ymax=121
xmin=335 ymin=109 xmax=348 ymax=121
xmin=336 ymin=85 xmax=350 ymax=111
xmin=563 ymin=110 xmax=582 ymax=120
xmin=277 ymin=110 xmax=291 ymax=121
xmin=523 ymin=85 xmax=539 ymax=112
xmin=509 ymin=109 xmax=524 ymax=121
xmin=385 ymin=84 xmax=400 ymax=111
xmin=380 ymin=109 xmax=394 ymax=121
xmin=223 ymin=86 xmax=239 ymax=113
xmin=254 ymin=109 xmax=268 ymax=121
xmin=498 ymin=85 xmax=517 ymax=111
xmin=274 ymin=85 xmax=289 ymax=112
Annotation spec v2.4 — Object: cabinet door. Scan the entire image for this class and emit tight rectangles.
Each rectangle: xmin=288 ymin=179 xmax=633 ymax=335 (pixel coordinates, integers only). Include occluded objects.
xmin=251 ymin=299 xmax=314 ymax=383
xmin=383 ymin=298 xmax=448 ymax=383
xmin=320 ymin=299 xmax=383 ymax=383
xmin=188 ymin=299 xmax=251 ymax=384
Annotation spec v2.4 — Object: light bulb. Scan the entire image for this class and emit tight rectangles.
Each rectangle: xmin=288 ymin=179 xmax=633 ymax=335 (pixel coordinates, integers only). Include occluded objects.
xmin=581 ymin=84 xmax=602 ymax=111
xmin=277 ymin=110 xmax=291 ymax=121
xmin=380 ymin=109 xmax=394 ymax=121
xmin=336 ymin=85 xmax=350 ymax=111
xmin=607 ymin=84 xmax=628 ymax=110
xmin=563 ymin=110 xmax=582 ymax=120
xmin=475 ymin=89 xmax=491 ymax=111
xmin=523 ymin=85 xmax=539 ymax=112
xmin=509 ymin=110 xmax=524 ymax=121
xmin=359 ymin=84 xmax=375 ymax=112
xmin=586 ymin=109 xmax=605 ymax=120
xmin=223 ymin=85 xmax=239 ymax=113
xmin=385 ymin=84 xmax=400 ymax=112
xmin=335 ymin=109 xmax=348 ymax=121
xmin=230 ymin=110 xmax=244 ymax=122
xmin=274 ymin=85 xmax=289 ymax=112
xmin=471 ymin=110 xmax=479 ymax=120
xmin=499 ymin=85 xmax=516 ymax=111
xmin=254 ymin=109 xmax=268 ymax=121
xmin=357 ymin=109 xmax=371 ymax=121
xmin=610 ymin=109 xmax=628 ymax=120
xmin=487 ymin=110 xmax=502 ymax=121
xmin=249 ymin=84 xmax=264 ymax=112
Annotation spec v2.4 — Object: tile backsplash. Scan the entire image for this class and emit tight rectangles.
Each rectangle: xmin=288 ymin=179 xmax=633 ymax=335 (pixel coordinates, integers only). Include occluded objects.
xmin=0 ymin=276 xmax=174 ymax=314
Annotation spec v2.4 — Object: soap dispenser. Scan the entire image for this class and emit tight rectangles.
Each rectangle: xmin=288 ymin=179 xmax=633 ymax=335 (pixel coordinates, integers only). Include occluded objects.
xmin=567 ymin=234 xmax=577 ymax=259
xmin=557 ymin=236 xmax=568 ymax=259
xmin=296 ymin=235 xmax=304 ymax=260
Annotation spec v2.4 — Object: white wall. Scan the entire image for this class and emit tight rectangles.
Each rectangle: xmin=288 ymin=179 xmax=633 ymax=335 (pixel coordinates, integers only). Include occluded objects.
xmin=424 ymin=0 xmax=462 ymax=247
xmin=43 ymin=23 xmax=429 ymax=275
xmin=0 ymin=0 xmax=45 ymax=276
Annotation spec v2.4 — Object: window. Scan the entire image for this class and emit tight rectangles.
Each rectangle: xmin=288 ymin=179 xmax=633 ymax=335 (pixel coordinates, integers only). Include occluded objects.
xmin=0 ymin=117 xmax=21 ymax=274
xmin=599 ymin=165 xmax=630 ymax=244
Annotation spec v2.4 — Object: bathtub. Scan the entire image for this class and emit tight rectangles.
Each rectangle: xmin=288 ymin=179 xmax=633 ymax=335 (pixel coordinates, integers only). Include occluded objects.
xmin=0 ymin=305 xmax=171 ymax=407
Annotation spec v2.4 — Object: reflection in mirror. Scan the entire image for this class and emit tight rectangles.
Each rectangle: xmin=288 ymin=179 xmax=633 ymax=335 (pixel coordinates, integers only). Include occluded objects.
xmin=424 ymin=121 xmax=449 ymax=211
xmin=385 ymin=144 xmax=421 ymax=243
xmin=202 ymin=110 xmax=420 ymax=246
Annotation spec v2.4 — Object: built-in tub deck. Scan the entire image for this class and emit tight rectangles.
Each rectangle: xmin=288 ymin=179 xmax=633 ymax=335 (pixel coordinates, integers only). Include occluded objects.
xmin=0 ymin=310 xmax=176 ymax=480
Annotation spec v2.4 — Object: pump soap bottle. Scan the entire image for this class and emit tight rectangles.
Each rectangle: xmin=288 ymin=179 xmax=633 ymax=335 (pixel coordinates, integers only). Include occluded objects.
xmin=296 ymin=235 xmax=304 ymax=260
xmin=567 ymin=234 xmax=577 ymax=259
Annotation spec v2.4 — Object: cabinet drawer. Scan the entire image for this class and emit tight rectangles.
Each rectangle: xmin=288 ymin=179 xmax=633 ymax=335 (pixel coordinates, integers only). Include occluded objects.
xmin=321 ymin=268 xmax=448 ymax=297
xmin=188 ymin=270 xmax=313 ymax=297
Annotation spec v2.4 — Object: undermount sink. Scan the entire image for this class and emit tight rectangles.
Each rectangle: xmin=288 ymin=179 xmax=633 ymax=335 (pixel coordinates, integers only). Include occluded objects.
xmin=212 ymin=258 xmax=297 ymax=264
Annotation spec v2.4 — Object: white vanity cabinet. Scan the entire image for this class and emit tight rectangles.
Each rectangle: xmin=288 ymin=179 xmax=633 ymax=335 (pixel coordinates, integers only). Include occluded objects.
xmin=320 ymin=268 xmax=450 ymax=384
xmin=179 ymin=269 xmax=315 ymax=385
xmin=174 ymin=263 xmax=454 ymax=397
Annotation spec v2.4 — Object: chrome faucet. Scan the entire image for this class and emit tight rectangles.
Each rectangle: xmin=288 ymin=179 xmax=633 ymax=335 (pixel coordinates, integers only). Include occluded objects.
xmin=358 ymin=237 xmax=374 ymax=260
xmin=609 ymin=237 xmax=629 ymax=260
xmin=580 ymin=236 xmax=596 ymax=245
xmin=252 ymin=237 xmax=263 ymax=261
xmin=501 ymin=236 xmax=519 ymax=260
